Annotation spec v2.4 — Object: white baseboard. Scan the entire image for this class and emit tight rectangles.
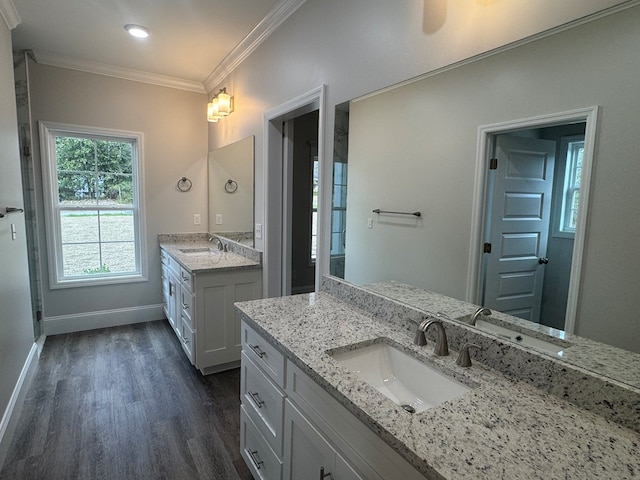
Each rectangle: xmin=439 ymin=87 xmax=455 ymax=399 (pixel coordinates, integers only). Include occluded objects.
xmin=42 ymin=304 xmax=165 ymax=336
xmin=0 ymin=343 xmax=38 ymax=470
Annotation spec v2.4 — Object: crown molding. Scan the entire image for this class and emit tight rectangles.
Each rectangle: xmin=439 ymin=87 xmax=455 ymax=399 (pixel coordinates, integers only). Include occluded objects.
xmin=0 ymin=0 xmax=20 ymax=30
xmin=34 ymin=51 xmax=206 ymax=93
xmin=203 ymin=0 xmax=307 ymax=93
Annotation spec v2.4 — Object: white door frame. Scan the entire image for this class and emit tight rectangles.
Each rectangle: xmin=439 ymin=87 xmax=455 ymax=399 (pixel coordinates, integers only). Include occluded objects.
xmin=466 ymin=106 xmax=599 ymax=334
xmin=263 ymin=85 xmax=326 ymax=298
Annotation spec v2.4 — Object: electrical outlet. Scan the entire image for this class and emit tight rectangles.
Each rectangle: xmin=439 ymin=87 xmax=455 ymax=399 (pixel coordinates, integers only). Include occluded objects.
xmin=193 ymin=213 xmax=201 ymax=225
xmin=255 ymin=223 xmax=262 ymax=239
xmin=367 ymin=218 xmax=373 ymax=229
xmin=215 ymin=214 xmax=223 ymax=225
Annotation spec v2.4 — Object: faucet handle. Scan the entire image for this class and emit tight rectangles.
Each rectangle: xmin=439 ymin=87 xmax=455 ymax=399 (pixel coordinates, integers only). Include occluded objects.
xmin=456 ymin=343 xmax=481 ymax=368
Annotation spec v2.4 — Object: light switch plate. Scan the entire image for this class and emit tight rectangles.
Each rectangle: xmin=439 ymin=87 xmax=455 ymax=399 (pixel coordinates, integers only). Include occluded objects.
xmin=255 ymin=223 xmax=262 ymax=239
xmin=193 ymin=213 xmax=201 ymax=225
xmin=215 ymin=214 xmax=223 ymax=225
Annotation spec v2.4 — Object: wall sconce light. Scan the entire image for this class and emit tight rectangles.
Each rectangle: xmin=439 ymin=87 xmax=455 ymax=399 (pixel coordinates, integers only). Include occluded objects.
xmin=207 ymin=88 xmax=234 ymax=123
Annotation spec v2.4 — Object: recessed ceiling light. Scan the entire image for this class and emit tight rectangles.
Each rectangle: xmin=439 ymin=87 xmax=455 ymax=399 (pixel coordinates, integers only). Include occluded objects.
xmin=124 ymin=24 xmax=150 ymax=38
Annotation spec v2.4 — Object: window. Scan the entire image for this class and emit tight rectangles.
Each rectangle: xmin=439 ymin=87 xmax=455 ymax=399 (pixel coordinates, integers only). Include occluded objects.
xmin=559 ymin=136 xmax=584 ymax=235
xmin=310 ymin=157 xmax=319 ymax=262
xmin=330 ymin=160 xmax=348 ymax=256
xmin=39 ymin=122 xmax=146 ymax=288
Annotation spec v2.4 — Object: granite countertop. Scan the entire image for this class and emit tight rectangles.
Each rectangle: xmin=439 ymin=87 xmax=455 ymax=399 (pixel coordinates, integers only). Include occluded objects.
xmin=235 ymin=292 xmax=640 ymax=480
xmin=160 ymin=241 xmax=261 ymax=273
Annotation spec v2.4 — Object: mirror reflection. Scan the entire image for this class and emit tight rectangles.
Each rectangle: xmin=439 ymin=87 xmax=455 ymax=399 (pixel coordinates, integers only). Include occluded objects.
xmin=329 ymin=11 xmax=640 ymax=385
xmin=208 ymin=136 xmax=254 ymax=246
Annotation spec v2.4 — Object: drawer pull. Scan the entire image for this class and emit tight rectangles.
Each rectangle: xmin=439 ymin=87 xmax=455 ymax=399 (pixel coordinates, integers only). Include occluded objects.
xmin=181 ymin=302 xmax=189 ymax=310
xmin=249 ymin=344 xmax=266 ymax=358
xmin=247 ymin=449 xmax=264 ymax=470
xmin=320 ymin=467 xmax=333 ymax=479
xmin=181 ymin=273 xmax=190 ymax=281
xmin=169 ymin=283 xmax=175 ymax=296
xmin=248 ymin=391 xmax=265 ymax=408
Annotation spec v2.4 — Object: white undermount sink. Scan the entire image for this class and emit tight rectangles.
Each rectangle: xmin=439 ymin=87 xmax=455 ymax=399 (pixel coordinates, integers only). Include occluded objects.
xmin=179 ymin=247 xmax=219 ymax=255
xmin=330 ymin=340 xmax=472 ymax=414
xmin=473 ymin=319 xmax=568 ymax=356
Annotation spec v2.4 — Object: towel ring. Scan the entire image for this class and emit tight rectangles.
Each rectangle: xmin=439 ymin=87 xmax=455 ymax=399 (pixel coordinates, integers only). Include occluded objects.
xmin=225 ymin=179 xmax=238 ymax=193
xmin=177 ymin=177 xmax=192 ymax=192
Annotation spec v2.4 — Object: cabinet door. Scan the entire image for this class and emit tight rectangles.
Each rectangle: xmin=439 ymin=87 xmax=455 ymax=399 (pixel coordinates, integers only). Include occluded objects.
xmin=284 ymin=400 xmax=363 ymax=480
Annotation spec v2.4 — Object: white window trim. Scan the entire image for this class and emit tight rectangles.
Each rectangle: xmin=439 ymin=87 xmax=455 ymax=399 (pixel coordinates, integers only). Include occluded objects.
xmin=39 ymin=121 xmax=148 ymax=289
xmin=552 ymin=135 xmax=584 ymax=239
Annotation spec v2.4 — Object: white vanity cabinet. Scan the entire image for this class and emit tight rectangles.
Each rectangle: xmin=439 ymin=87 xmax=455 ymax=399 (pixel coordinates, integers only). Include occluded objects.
xmin=161 ymin=247 xmax=262 ymax=374
xmin=240 ymin=320 xmax=426 ymax=480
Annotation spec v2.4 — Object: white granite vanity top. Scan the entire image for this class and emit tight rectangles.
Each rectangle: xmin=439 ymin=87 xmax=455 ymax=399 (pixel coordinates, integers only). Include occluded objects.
xmin=236 ymin=292 xmax=640 ymax=480
xmin=160 ymin=241 xmax=260 ymax=273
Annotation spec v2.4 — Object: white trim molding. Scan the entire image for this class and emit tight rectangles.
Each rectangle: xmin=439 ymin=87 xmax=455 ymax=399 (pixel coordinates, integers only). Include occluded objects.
xmin=0 ymin=343 xmax=38 ymax=469
xmin=204 ymin=0 xmax=308 ymax=92
xmin=42 ymin=304 xmax=165 ymax=336
xmin=0 ymin=0 xmax=19 ymax=30
xmin=33 ymin=51 xmax=206 ymax=93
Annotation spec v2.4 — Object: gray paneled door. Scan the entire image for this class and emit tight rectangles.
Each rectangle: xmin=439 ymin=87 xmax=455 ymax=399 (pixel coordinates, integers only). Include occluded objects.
xmin=483 ymin=135 xmax=556 ymax=324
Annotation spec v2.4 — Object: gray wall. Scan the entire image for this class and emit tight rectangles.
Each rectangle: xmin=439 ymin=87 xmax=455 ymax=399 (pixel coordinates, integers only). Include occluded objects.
xmin=0 ymin=20 xmax=36 ymax=454
xmin=346 ymin=9 xmax=640 ymax=351
xmin=27 ymin=61 xmax=208 ymax=329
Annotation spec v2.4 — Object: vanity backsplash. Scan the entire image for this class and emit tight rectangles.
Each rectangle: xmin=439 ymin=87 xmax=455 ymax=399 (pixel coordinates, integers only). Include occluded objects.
xmin=320 ymin=276 xmax=640 ymax=433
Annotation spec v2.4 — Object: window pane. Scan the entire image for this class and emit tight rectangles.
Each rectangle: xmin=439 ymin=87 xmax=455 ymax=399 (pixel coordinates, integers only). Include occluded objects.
xmin=100 ymin=211 xmax=135 ymax=242
xmin=61 ymin=211 xmax=99 ymax=243
xmin=97 ymin=173 xmax=133 ymax=205
xmin=62 ymin=243 xmax=101 ymax=276
xmin=55 ymin=136 xmax=96 ymax=172
xmin=57 ymin=171 xmax=97 ymax=205
xmin=96 ymin=140 xmax=133 ymax=174
xmin=102 ymin=242 xmax=136 ymax=273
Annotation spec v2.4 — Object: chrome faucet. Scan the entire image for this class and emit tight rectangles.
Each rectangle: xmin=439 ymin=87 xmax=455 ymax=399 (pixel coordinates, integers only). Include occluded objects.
xmin=413 ymin=318 xmax=449 ymax=356
xmin=469 ymin=307 xmax=491 ymax=326
xmin=208 ymin=234 xmax=224 ymax=251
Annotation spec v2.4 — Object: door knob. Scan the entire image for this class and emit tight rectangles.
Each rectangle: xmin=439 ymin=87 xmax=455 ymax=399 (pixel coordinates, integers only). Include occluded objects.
xmin=538 ymin=257 xmax=549 ymax=264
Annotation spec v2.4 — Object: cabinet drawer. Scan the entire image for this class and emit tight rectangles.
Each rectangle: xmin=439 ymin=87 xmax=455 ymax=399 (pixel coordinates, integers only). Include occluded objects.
xmin=181 ymin=318 xmax=195 ymax=364
xmin=242 ymin=351 xmax=285 ymax=458
xmin=286 ymin=361 xmax=425 ymax=480
xmin=241 ymin=405 xmax=283 ymax=480
xmin=168 ymin=255 xmax=181 ymax=275
xmin=161 ymin=264 xmax=169 ymax=291
xmin=180 ymin=267 xmax=193 ymax=291
xmin=180 ymin=285 xmax=194 ymax=326
xmin=242 ymin=321 xmax=286 ymax=389
xmin=160 ymin=248 xmax=169 ymax=266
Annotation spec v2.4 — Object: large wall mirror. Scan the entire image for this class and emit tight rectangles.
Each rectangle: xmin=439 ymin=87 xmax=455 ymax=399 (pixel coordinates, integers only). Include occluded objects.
xmin=208 ymin=136 xmax=255 ymax=246
xmin=329 ymin=8 xmax=640 ymax=387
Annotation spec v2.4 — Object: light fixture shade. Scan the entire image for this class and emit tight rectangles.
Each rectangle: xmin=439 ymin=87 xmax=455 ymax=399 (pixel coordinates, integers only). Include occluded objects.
xmin=207 ymin=98 xmax=221 ymax=122
xmin=217 ymin=91 xmax=231 ymax=116
xmin=124 ymin=24 xmax=150 ymax=38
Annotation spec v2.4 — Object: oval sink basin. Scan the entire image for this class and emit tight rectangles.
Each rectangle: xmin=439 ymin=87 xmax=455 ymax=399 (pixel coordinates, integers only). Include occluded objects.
xmin=473 ymin=319 xmax=569 ymax=356
xmin=330 ymin=341 xmax=472 ymax=413
xmin=179 ymin=247 xmax=219 ymax=255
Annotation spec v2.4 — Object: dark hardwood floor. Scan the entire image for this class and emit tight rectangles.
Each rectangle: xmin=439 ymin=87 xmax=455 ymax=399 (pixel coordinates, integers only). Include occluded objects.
xmin=0 ymin=320 xmax=254 ymax=480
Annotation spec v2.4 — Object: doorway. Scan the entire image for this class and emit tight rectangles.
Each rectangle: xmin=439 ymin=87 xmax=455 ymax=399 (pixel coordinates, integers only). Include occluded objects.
xmin=263 ymin=86 xmax=325 ymax=298
xmin=468 ymin=107 xmax=598 ymax=333
xmin=287 ymin=111 xmax=319 ymax=294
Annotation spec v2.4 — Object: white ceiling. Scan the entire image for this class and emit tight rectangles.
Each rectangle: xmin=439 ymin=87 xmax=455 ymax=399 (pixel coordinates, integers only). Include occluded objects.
xmin=9 ymin=0 xmax=301 ymax=92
